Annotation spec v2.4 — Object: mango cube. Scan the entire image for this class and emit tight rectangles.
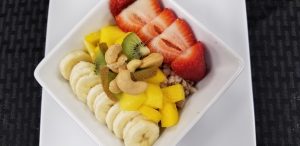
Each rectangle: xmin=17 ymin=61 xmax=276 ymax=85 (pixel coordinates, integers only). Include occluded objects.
xmin=120 ymin=93 xmax=146 ymax=111
xmin=85 ymin=31 xmax=101 ymax=45
xmin=139 ymin=105 xmax=161 ymax=123
xmin=144 ymin=83 xmax=163 ymax=109
xmin=114 ymin=32 xmax=130 ymax=45
xmin=162 ymin=84 xmax=185 ymax=103
xmin=84 ymin=40 xmax=100 ymax=61
xmin=100 ymin=26 xmax=126 ymax=46
xmin=160 ymin=101 xmax=179 ymax=127
xmin=146 ymin=69 xmax=166 ymax=84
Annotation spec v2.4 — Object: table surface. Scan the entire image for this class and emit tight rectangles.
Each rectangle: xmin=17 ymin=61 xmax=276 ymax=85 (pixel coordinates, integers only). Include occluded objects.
xmin=39 ymin=0 xmax=256 ymax=146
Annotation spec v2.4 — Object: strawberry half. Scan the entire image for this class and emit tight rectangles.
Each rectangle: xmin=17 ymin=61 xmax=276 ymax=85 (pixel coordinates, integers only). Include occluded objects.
xmin=147 ymin=36 xmax=181 ymax=64
xmin=137 ymin=8 xmax=177 ymax=43
xmin=171 ymin=42 xmax=206 ymax=81
xmin=109 ymin=0 xmax=136 ymax=17
xmin=115 ymin=0 xmax=162 ymax=32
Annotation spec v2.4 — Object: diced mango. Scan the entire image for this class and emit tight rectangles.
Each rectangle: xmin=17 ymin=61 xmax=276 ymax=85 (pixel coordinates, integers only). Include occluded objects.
xmin=144 ymin=83 xmax=163 ymax=109
xmin=160 ymin=100 xmax=179 ymax=127
xmin=139 ymin=105 xmax=161 ymax=123
xmin=114 ymin=32 xmax=130 ymax=45
xmin=85 ymin=31 xmax=101 ymax=45
xmin=84 ymin=40 xmax=100 ymax=61
xmin=162 ymin=84 xmax=185 ymax=103
xmin=120 ymin=93 xmax=146 ymax=111
xmin=100 ymin=26 xmax=126 ymax=46
xmin=146 ymin=69 xmax=166 ymax=84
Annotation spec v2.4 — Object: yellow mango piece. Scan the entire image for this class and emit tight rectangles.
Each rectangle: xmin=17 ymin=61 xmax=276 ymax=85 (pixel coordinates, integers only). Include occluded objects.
xmin=162 ymin=84 xmax=185 ymax=103
xmin=120 ymin=93 xmax=147 ymax=111
xmin=100 ymin=26 xmax=126 ymax=46
xmin=144 ymin=83 xmax=163 ymax=109
xmin=114 ymin=32 xmax=130 ymax=45
xmin=85 ymin=31 xmax=101 ymax=45
xmin=160 ymin=101 xmax=179 ymax=127
xmin=84 ymin=40 xmax=100 ymax=61
xmin=146 ymin=69 xmax=166 ymax=84
xmin=139 ymin=105 xmax=161 ymax=123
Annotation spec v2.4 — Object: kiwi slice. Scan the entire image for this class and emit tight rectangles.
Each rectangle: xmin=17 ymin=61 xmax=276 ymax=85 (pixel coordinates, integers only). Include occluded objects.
xmin=94 ymin=45 xmax=106 ymax=74
xmin=99 ymin=67 xmax=117 ymax=102
xmin=122 ymin=33 xmax=150 ymax=60
xmin=132 ymin=66 xmax=158 ymax=81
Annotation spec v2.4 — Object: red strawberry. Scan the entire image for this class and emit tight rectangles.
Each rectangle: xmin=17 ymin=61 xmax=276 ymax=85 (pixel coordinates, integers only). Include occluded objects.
xmin=137 ymin=8 xmax=177 ymax=43
xmin=157 ymin=19 xmax=196 ymax=51
xmin=147 ymin=36 xmax=181 ymax=63
xmin=115 ymin=0 xmax=162 ymax=32
xmin=171 ymin=42 xmax=206 ymax=81
xmin=109 ymin=0 xmax=136 ymax=17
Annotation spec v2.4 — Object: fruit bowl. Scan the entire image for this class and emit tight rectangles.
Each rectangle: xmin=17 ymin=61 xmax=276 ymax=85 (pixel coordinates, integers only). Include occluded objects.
xmin=34 ymin=0 xmax=244 ymax=145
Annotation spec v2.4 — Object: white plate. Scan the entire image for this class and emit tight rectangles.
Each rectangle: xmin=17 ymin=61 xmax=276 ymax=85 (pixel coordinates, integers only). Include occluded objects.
xmin=39 ymin=0 xmax=256 ymax=146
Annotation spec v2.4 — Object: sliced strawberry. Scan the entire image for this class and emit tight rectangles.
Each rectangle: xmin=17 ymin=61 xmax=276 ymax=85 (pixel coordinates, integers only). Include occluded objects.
xmin=109 ymin=0 xmax=136 ymax=17
xmin=137 ymin=8 xmax=177 ymax=43
xmin=156 ymin=19 xmax=196 ymax=51
xmin=115 ymin=0 xmax=162 ymax=32
xmin=147 ymin=36 xmax=181 ymax=64
xmin=171 ymin=42 xmax=206 ymax=81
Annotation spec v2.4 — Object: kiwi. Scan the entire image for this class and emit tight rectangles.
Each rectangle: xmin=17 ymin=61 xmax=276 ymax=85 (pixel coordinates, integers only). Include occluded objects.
xmin=132 ymin=66 xmax=158 ymax=81
xmin=122 ymin=33 xmax=150 ymax=60
xmin=99 ymin=67 xmax=117 ymax=102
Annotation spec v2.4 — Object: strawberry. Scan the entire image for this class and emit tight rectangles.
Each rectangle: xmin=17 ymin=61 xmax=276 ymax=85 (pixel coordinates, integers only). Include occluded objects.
xmin=109 ymin=0 xmax=136 ymax=17
xmin=116 ymin=0 xmax=162 ymax=32
xmin=147 ymin=36 xmax=181 ymax=64
xmin=137 ymin=8 xmax=177 ymax=43
xmin=171 ymin=42 xmax=206 ymax=81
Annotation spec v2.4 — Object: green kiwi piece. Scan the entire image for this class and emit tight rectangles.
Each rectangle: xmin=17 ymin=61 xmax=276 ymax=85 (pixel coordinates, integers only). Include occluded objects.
xmin=99 ymin=67 xmax=117 ymax=102
xmin=94 ymin=45 xmax=106 ymax=74
xmin=122 ymin=33 xmax=150 ymax=60
xmin=132 ymin=66 xmax=158 ymax=81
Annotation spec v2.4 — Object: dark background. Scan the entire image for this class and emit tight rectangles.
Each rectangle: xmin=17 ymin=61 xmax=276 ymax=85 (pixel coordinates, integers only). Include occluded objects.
xmin=0 ymin=0 xmax=299 ymax=145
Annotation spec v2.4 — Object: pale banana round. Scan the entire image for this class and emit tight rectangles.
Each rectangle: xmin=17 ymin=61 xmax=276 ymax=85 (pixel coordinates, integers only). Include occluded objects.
xmin=105 ymin=103 xmax=121 ymax=131
xmin=113 ymin=111 xmax=140 ymax=139
xmin=123 ymin=120 xmax=159 ymax=146
xmin=122 ymin=115 xmax=144 ymax=139
xmin=94 ymin=93 xmax=115 ymax=123
xmin=69 ymin=61 xmax=95 ymax=92
xmin=86 ymin=84 xmax=103 ymax=112
xmin=75 ymin=74 xmax=101 ymax=103
xmin=59 ymin=50 xmax=92 ymax=80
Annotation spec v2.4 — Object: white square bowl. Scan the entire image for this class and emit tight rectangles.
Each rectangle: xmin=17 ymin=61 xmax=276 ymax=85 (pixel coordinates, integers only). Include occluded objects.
xmin=34 ymin=0 xmax=244 ymax=145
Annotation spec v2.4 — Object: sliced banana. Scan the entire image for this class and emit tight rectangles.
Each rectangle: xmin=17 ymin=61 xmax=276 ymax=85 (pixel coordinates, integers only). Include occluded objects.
xmin=69 ymin=61 xmax=95 ymax=92
xmin=75 ymin=74 xmax=101 ymax=103
xmin=113 ymin=111 xmax=140 ymax=139
xmin=86 ymin=84 xmax=103 ymax=112
xmin=94 ymin=93 xmax=115 ymax=123
xmin=105 ymin=103 xmax=121 ymax=131
xmin=60 ymin=50 xmax=92 ymax=80
xmin=123 ymin=120 xmax=159 ymax=146
xmin=123 ymin=116 xmax=145 ymax=139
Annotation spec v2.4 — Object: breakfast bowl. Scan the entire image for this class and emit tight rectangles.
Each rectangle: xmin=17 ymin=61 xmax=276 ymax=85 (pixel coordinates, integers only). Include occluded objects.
xmin=34 ymin=0 xmax=244 ymax=145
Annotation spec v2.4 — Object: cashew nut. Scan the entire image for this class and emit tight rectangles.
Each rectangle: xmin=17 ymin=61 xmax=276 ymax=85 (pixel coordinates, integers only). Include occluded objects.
xmin=116 ymin=70 xmax=148 ymax=95
xmin=105 ymin=44 xmax=122 ymax=64
xmin=109 ymin=79 xmax=121 ymax=94
xmin=107 ymin=54 xmax=128 ymax=73
xmin=127 ymin=59 xmax=142 ymax=72
xmin=140 ymin=53 xmax=163 ymax=68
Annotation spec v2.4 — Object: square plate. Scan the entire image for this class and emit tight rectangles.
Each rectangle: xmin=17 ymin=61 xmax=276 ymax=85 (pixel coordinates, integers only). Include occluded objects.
xmin=35 ymin=0 xmax=245 ymax=145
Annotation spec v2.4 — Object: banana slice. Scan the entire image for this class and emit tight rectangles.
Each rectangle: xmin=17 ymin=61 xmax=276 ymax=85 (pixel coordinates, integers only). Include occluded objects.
xmin=113 ymin=111 xmax=140 ymax=138
xmin=123 ymin=120 xmax=159 ymax=146
xmin=86 ymin=84 xmax=103 ymax=111
xmin=75 ymin=74 xmax=101 ymax=103
xmin=60 ymin=50 xmax=92 ymax=80
xmin=122 ymin=116 xmax=145 ymax=139
xmin=69 ymin=61 xmax=95 ymax=92
xmin=105 ymin=103 xmax=121 ymax=131
xmin=94 ymin=93 xmax=115 ymax=123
